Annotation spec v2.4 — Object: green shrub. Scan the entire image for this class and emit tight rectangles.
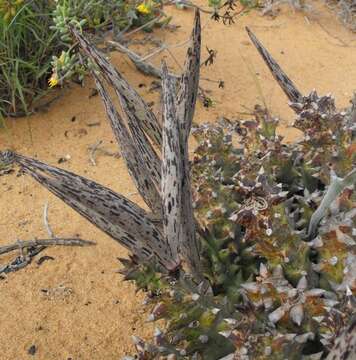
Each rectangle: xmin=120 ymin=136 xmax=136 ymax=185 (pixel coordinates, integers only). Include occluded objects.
xmin=0 ymin=1 xmax=60 ymax=117
xmin=0 ymin=0 xmax=163 ymax=118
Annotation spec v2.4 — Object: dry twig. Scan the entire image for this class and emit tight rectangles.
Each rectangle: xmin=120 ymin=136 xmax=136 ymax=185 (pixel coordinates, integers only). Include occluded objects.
xmin=89 ymin=140 xmax=103 ymax=166
xmin=0 ymin=202 xmax=96 ymax=275
xmin=88 ymin=140 xmax=121 ymax=166
xmin=0 ymin=238 xmax=95 ymax=256
xmin=44 ymin=202 xmax=55 ymax=238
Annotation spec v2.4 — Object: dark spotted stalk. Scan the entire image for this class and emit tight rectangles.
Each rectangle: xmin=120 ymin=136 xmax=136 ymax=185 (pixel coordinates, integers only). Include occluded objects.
xmin=92 ymin=72 xmax=162 ymax=214
xmin=161 ymin=61 xmax=182 ymax=265
xmin=12 ymin=153 xmax=175 ymax=270
xmin=246 ymin=27 xmax=303 ymax=104
xmin=70 ymin=27 xmax=163 ymax=151
xmin=175 ymin=10 xmax=202 ymax=275
xmin=0 ymin=11 xmax=203 ymax=278
xmin=71 ymin=26 xmax=163 ymax=190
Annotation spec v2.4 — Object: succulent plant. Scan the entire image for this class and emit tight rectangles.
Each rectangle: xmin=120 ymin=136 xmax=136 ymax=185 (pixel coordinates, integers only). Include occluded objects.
xmin=0 ymin=10 xmax=355 ymax=360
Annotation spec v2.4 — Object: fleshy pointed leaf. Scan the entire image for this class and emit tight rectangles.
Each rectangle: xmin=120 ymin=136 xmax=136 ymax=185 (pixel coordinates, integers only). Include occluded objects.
xmin=176 ymin=9 xmax=201 ymax=141
xmin=269 ymin=305 xmax=288 ymax=324
xmin=13 ymin=152 xmax=175 ymax=270
xmin=175 ymin=10 xmax=202 ymax=276
xmin=308 ymin=169 xmax=356 ymax=239
xmin=241 ymin=282 xmax=260 ymax=293
xmin=161 ymin=61 xmax=182 ymax=263
xmin=297 ymin=275 xmax=308 ymax=291
xmin=290 ymin=304 xmax=304 ymax=326
xmin=246 ymin=27 xmax=303 ymax=103
xmin=161 ymin=59 xmax=202 ymax=277
xmin=71 ymin=26 xmax=163 ymax=149
xmin=93 ymin=72 xmax=161 ymax=214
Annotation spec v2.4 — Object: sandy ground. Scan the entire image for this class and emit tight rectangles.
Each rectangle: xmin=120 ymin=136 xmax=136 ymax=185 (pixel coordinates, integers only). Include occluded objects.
xmin=0 ymin=1 xmax=355 ymax=359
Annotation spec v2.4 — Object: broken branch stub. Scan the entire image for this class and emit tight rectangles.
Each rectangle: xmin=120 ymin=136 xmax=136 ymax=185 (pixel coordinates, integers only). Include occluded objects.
xmin=107 ymin=41 xmax=167 ymax=79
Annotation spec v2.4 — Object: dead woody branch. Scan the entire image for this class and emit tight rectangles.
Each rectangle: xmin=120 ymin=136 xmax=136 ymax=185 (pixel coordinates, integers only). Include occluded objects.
xmin=0 ymin=202 xmax=95 ymax=275
xmin=0 ymin=238 xmax=95 ymax=256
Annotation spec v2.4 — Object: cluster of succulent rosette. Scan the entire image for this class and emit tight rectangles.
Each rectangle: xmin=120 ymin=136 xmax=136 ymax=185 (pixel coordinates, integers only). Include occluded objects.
xmin=122 ymin=91 xmax=355 ymax=359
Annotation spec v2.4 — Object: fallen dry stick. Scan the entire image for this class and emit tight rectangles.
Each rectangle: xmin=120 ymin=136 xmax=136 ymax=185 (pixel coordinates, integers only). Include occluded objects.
xmin=0 ymin=238 xmax=96 ymax=256
xmin=107 ymin=40 xmax=179 ymax=80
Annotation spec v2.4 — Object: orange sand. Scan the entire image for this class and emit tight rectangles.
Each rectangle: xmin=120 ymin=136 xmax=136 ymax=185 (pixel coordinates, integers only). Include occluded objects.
xmin=0 ymin=1 xmax=355 ymax=358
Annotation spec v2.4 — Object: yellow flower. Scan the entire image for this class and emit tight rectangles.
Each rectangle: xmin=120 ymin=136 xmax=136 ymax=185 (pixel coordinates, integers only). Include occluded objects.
xmin=48 ymin=73 xmax=59 ymax=88
xmin=1 ymin=0 xmax=24 ymax=22
xmin=136 ymin=2 xmax=151 ymax=15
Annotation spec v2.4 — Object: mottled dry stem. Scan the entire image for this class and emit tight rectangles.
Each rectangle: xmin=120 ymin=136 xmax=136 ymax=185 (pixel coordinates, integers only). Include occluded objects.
xmin=246 ymin=27 xmax=303 ymax=104
xmin=0 ymin=238 xmax=95 ymax=256
xmin=1 ymin=11 xmax=203 ymax=277
xmin=175 ymin=10 xmax=202 ymax=276
xmin=13 ymin=153 xmax=174 ymax=270
xmin=93 ymin=72 xmax=162 ymax=214
xmin=71 ymin=26 xmax=163 ymax=148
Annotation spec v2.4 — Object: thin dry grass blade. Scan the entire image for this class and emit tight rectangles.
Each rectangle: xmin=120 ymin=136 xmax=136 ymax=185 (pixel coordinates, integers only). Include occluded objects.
xmin=93 ymin=72 xmax=161 ymax=214
xmin=13 ymin=153 xmax=174 ymax=270
xmin=246 ymin=27 xmax=303 ymax=103
xmin=71 ymin=27 xmax=163 ymax=148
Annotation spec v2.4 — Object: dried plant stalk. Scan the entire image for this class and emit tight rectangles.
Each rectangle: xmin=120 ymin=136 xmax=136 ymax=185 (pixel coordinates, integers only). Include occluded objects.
xmin=13 ymin=153 xmax=174 ymax=270
xmin=0 ymin=238 xmax=95 ymax=256
xmin=246 ymin=27 xmax=303 ymax=104
xmin=176 ymin=10 xmax=202 ymax=141
xmin=71 ymin=28 xmax=163 ymax=189
xmin=92 ymin=72 xmax=161 ymax=214
xmin=161 ymin=61 xmax=183 ymax=263
xmin=71 ymin=27 xmax=163 ymax=148
xmin=0 ymin=11 xmax=204 ymax=277
xmin=175 ymin=10 xmax=202 ymax=275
